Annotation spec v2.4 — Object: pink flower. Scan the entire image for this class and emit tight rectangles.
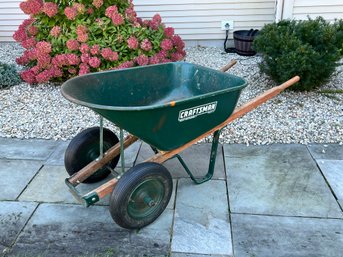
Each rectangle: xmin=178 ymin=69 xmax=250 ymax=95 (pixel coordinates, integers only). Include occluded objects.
xmin=105 ymin=5 xmax=118 ymax=18
xmin=27 ymin=25 xmax=38 ymax=36
xmin=125 ymin=7 xmax=137 ymax=22
xmin=21 ymin=38 xmax=36 ymax=49
xmin=50 ymin=26 xmax=61 ymax=37
xmin=140 ymin=39 xmax=152 ymax=51
xmin=31 ymin=65 xmax=40 ymax=75
xmin=73 ymin=3 xmax=85 ymax=14
xmin=68 ymin=68 xmax=77 ymax=74
xmin=164 ymin=27 xmax=174 ymax=38
xmin=76 ymin=25 xmax=88 ymax=43
xmin=149 ymin=55 xmax=160 ymax=65
xmin=152 ymin=14 xmax=162 ymax=25
xmin=89 ymin=57 xmax=101 ymax=68
xmin=157 ymin=50 xmax=167 ymax=59
xmin=76 ymin=25 xmax=87 ymax=35
xmin=80 ymin=43 xmax=90 ymax=54
xmin=36 ymin=41 xmax=52 ymax=54
xmin=22 ymin=18 xmax=35 ymax=27
xmin=43 ymin=2 xmax=58 ymax=17
xmin=117 ymin=61 xmax=134 ymax=69
xmin=66 ymin=54 xmax=80 ymax=65
xmin=49 ymin=66 xmax=63 ymax=78
xmin=101 ymin=48 xmax=118 ymax=61
xmin=87 ymin=8 xmax=94 ymax=14
xmin=20 ymin=0 xmax=43 ymax=15
xmin=172 ymin=35 xmax=185 ymax=50
xmin=52 ymin=54 xmax=67 ymax=67
xmin=13 ymin=28 xmax=28 ymax=42
xmin=23 ymin=49 xmax=38 ymax=61
xmin=36 ymin=70 xmax=52 ymax=83
xmin=150 ymin=14 xmax=162 ymax=30
xmin=109 ymin=51 xmax=119 ymax=61
xmin=81 ymin=53 xmax=90 ymax=63
xmin=171 ymin=52 xmax=184 ymax=62
xmin=21 ymin=69 xmax=36 ymax=84
xmin=79 ymin=63 xmax=90 ymax=75
xmin=92 ymin=0 xmax=103 ymax=9
xmin=16 ymin=55 xmax=29 ymax=65
xmin=112 ymin=13 xmax=124 ymax=26
xmin=127 ymin=36 xmax=139 ymax=49
xmin=160 ymin=39 xmax=173 ymax=51
xmin=135 ymin=55 xmax=149 ymax=66
xmin=142 ymin=19 xmax=150 ymax=27
xmin=90 ymin=45 xmax=100 ymax=55
xmin=101 ymin=48 xmax=112 ymax=59
xmin=66 ymin=39 xmax=80 ymax=51
xmin=64 ymin=7 xmax=78 ymax=20
xmin=37 ymin=54 xmax=51 ymax=69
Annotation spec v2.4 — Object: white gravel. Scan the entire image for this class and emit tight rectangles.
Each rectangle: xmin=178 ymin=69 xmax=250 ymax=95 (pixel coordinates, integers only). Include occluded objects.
xmin=1 ymin=43 xmax=342 ymax=145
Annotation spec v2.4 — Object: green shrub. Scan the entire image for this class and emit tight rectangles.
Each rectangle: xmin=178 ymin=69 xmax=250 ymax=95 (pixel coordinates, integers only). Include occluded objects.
xmin=334 ymin=19 xmax=343 ymax=55
xmin=0 ymin=62 xmax=21 ymax=88
xmin=253 ymin=17 xmax=343 ymax=91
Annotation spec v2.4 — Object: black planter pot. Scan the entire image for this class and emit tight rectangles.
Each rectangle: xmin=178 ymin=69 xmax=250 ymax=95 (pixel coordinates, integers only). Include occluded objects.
xmin=233 ymin=29 xmax=259 ymax=56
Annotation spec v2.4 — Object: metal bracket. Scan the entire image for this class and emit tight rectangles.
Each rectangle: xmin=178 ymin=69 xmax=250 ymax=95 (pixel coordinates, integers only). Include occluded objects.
xmin=174 ymin=130 xmax=221 ymax=184
xmin=65 ymin=178 xmax=100 ymax=207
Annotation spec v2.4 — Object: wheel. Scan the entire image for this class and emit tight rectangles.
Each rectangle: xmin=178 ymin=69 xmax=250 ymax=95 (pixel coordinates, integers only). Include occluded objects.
xmin=64 ymin=127 xmax=120 ymax=183
xmin=109 ymin=162 xmax=173 ymax=229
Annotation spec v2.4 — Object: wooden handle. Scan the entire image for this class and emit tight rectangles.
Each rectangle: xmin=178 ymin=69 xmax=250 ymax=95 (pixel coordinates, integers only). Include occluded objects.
xmin=220 ymin=59 xmax=237 ymax=72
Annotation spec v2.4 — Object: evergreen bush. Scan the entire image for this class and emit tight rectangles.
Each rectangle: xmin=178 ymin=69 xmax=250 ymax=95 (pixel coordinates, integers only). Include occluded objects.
xmin=13 ymin=0 xmax=186 ymax=84
xmin=253 ymin=17 xmax=343 ymax=91
xmin=0 ymin=62 xmax=22 ymax=88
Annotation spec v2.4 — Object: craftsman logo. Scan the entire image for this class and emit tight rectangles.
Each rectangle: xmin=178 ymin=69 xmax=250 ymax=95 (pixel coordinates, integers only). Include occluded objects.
xmin=178 ymin=102 xmax=217 ymax=122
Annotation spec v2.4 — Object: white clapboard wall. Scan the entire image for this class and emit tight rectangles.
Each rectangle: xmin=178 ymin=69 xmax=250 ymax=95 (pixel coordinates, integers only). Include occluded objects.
xmin=0 ymin=0 xmax=276 ymax=43
xmin=282 ymin=0 xmax=343 ymax=21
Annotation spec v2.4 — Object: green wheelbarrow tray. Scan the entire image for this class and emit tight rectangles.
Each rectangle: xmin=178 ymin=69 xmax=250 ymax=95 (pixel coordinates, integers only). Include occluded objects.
xmin=61 ymin=62 xmax=247 ymax=151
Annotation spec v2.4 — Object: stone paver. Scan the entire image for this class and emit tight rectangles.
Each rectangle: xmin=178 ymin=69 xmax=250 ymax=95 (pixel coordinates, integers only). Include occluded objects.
xmin=171 ymin=179 xmax=232 ymax=256
xmin=224 ymin=144 xmax=342 ymax=218
xmin=10 ymin=203 xmax=173 ymax=257
xmin=0 ymin=138 xmax=58 ymax=160
xmin=172 ymin=254 xmax=229 ymax=257
xmin=1 ymin=138 xmax=343 ymax=257
xmin=137 ymin=143 xmax=226 ymax=179
xmin=0 ymin=202 xmax=37 ymax=252
xmin=317 ymin=160 xmax=343 ymax=209
xmin=308 ymin=144 xmax=343 ymax=160
xmin=0 ymin=160 xmax=42 ymax=200
xmin=231 ymin=214 xmax=343 ymax=257
xmin=45 ymin=140 xmax=69 ymax=166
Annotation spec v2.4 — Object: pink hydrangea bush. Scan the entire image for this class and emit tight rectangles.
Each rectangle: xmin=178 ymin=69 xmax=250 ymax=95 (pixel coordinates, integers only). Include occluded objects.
xmin=14 ymin=0 xmax=186 ymax=84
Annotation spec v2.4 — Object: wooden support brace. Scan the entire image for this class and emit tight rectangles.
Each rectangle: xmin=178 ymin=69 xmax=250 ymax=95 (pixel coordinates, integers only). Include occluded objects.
xmin=68 ymin=134 xmax=138 ymax=185
xmin=84 ymin=177 xmax=118 ymax=199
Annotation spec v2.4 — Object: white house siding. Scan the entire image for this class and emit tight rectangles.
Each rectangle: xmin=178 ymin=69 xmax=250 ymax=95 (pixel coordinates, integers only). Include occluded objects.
xmin=0 ymin=0 xmax=27 ymax=41
xmin=0 ymin=0 xmax=276 ymax=43
xmin=283 ymin=0 xmax=343 ymax=21
xmin=134 ymin=0 xmax=276 ymax=42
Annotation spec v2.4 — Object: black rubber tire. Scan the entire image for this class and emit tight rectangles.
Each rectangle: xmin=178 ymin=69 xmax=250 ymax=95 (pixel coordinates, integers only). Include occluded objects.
xmin=109 ymin=162 xmax=173 ymax=229
xmin=64 ymin=127 xmax=120 ymax=183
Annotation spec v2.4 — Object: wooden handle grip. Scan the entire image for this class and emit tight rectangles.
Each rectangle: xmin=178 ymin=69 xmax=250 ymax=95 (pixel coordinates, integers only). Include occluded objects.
xmin=220 ymin=59 xmax=237 ymax=72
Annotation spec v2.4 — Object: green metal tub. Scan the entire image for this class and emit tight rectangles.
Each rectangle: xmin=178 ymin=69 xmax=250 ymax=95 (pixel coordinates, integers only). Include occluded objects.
xmin=61 ymin=62 xmax=247 ymax=151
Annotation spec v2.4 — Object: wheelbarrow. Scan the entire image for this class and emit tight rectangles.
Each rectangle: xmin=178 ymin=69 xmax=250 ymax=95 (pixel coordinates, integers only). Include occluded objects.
xmin=61 ymin=61 xmax=299 ymax=229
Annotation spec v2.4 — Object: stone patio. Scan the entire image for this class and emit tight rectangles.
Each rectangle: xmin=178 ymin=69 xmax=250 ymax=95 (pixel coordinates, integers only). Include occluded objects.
xmin=0 ymin=137 xmax=342 ymax=257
